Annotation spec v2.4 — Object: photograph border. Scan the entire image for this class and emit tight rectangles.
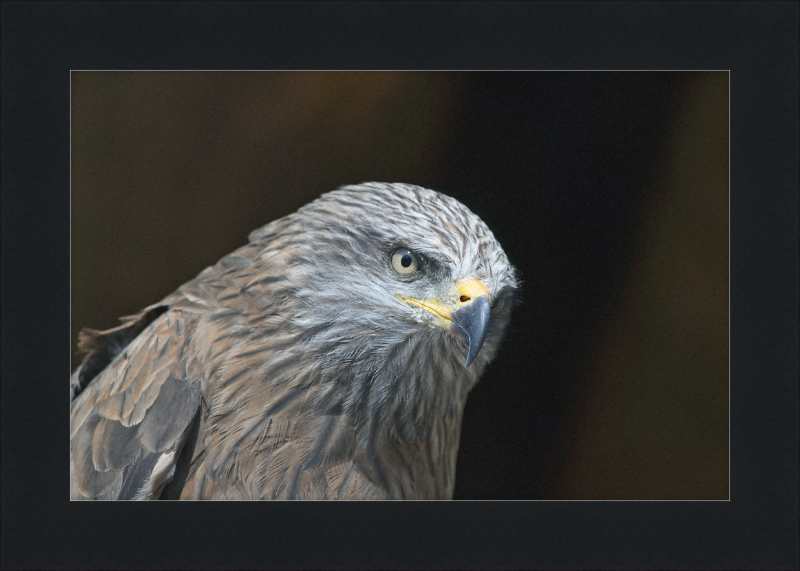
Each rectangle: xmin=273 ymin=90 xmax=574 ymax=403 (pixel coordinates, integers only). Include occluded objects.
xmin=2 ymin=2 xmax=797 ymax=569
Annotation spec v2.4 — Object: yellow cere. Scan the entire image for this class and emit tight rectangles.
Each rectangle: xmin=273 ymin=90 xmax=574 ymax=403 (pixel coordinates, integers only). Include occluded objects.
xmin=397 ymin=279 xmax=491 ymax=326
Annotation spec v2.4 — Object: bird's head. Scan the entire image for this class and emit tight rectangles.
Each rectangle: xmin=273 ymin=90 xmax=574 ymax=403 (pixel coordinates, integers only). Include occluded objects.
xmin=250 ymin=183 xmax=518 ymax=385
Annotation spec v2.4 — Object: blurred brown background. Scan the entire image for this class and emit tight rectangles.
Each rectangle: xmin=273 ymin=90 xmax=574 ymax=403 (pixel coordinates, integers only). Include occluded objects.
xmin=71 ymin=71 xmax=728 ymax=500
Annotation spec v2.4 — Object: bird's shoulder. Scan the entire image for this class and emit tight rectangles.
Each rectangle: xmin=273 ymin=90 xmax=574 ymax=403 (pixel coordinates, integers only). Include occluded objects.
xmin=70 ymin=234 xmax=294 ymax=500
xmin=70 ymin=308 xmax=204 ymax=500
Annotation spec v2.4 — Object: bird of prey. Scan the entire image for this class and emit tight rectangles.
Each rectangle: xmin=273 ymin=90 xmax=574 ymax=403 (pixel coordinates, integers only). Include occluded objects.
xmin=70 ymin=182 xmax=518 ymax=500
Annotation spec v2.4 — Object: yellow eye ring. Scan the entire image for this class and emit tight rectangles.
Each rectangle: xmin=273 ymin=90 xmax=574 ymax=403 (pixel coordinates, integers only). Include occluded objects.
xmin=391 ymin=248 xmax=419 ymax=274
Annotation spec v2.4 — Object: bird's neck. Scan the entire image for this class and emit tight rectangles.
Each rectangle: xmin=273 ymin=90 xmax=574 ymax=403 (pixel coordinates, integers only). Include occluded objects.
xmin=280 ymin=312 xmax=480 ymax=499
xmin=356 ymin=391 xmax=468 ymax=499
xmin=327 ymin=327 xmax=474 ymax=499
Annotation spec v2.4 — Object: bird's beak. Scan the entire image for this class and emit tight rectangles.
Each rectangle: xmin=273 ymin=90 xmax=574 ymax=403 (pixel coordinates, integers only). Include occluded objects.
xmin=398 ymin=279 xmax=492 ymax=367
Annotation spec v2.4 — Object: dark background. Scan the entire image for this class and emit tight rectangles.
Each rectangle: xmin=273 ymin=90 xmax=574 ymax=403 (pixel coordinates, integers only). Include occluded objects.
xmin=71 ymin=70 xmax=728 ymax=500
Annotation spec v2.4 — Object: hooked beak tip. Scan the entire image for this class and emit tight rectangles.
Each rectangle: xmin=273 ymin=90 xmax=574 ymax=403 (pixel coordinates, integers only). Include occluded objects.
xmin=450 ymin=295 xmax=492 ymax=367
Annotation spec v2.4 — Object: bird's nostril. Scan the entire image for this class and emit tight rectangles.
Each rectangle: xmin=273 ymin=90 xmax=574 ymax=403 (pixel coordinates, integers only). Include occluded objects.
xmin=460 ymin=295 xmax=470 ymax=303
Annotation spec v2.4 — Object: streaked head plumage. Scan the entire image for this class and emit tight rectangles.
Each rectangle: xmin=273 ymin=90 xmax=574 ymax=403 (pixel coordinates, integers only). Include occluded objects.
xmin=246 ymin=182 xmax=518 ymax=385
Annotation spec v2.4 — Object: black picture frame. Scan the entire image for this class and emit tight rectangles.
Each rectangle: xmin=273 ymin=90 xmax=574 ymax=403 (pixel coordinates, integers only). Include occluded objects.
xmin=2 ymin=2 xmax=797 ymax=569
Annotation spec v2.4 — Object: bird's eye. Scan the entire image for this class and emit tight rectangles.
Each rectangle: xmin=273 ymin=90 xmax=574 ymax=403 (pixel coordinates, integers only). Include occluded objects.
xmin=391 ymin=248 xmax=419 ymax=275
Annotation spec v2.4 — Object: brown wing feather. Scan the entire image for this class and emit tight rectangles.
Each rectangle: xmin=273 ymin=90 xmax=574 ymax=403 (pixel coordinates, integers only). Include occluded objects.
xmin=71 ymin=306 xmax=169 ymax=400
xmin=70 ymin=309 xmax=201 ymax=500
